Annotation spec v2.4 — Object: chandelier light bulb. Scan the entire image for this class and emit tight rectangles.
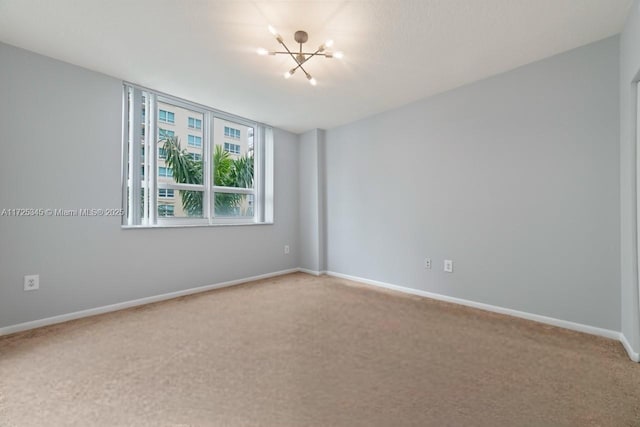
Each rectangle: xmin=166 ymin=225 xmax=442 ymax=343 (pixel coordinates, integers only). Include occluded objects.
xmin=334 ymin=51 xmax=344 ymax=59
xmin=308 ymin=75 xmax=317 ymax=86
xmin=268 ymin=25 xmax=278 ymax=36
xmin=257 ymin=48 xmax=269 ymax=56
xmin=283 ymin=68 xmax=297 ymax=79
xmin=324 ymin=39 xmax=334 ymax=48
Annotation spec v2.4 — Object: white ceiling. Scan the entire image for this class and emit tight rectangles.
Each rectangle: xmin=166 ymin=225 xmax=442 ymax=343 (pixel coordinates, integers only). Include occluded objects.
xmin=0 ymin=0 xmax=632 ymax=133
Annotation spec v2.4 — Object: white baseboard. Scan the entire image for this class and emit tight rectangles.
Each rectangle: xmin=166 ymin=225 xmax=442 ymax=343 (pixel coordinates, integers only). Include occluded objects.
xmin=297 ymin=268 xmax=325 ymax=276
xmin=0 ymin=268 xmax=300 ymax=337
xmin=619 ymin=333 xmax=640 ymax=362
xmin=324 ymin=271 xmax=639 ymax=362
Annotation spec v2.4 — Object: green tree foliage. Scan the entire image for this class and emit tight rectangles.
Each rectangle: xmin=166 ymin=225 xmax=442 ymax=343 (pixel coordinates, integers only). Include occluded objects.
xmin=162 ymin=136 xmax=253 ymax=217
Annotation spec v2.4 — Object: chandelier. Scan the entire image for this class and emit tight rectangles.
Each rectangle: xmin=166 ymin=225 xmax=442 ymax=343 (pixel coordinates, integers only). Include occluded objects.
xmin=257 ymin=26 xmax=343 ymax=86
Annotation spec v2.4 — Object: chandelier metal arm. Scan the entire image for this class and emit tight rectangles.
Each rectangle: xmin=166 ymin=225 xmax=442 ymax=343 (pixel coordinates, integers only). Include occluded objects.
xmin=276 ymin=39 xmax=302 ymax=68
xmin=271 ymin=51 xmax=332 ymax=57
xmin=287 ymin=49 xmax=324 ymax=74
xmin=296 ymin=61 xmax=311 ymax=78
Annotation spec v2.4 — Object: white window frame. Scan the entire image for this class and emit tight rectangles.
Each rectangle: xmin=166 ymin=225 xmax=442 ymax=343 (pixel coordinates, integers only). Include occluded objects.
xmin=122 ymin=83 xmax=274 ymax=228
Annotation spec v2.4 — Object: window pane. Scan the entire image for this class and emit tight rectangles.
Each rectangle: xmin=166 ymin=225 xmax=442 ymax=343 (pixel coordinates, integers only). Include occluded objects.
xmin=213 ymin=118 xmax=254 ymax=189
xmin=188 ymin=116 xmax=202 ymax=130
xmin=188 ymin=134 xmax=202 ymax=148
xmin=159 ymin=190 xmax=204 ymax=218
xmin=158 ymin=188 xmax=175 ymax=198
xmin=159 ymin=128 xmax=175 ymax=139
xmin=157 ymin=101 xmax=204 ymax=186
xmin=159 ymin=109 xmax=175 ymax=124
xmin=158 ymin=166 xmax=173 ymax=177
xmin=214 ymin=193 xmax=254 ymax=217
xmin=158 ymin=203 xmax=175 ymax=217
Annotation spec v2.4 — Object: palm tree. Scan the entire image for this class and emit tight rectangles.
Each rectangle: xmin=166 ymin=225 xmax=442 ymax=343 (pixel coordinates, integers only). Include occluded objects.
xmin=230 ymin=153 xmax=254 ymax=189
xmin=212 ymin=145 xmax=237 ymax=215
xmin=162 ymin=136 xmax=204 ymax=216
xmin=162 ymin=137 xmax=253 ymax=217
xmin=212 ymin=145 xmax=254 ymax=216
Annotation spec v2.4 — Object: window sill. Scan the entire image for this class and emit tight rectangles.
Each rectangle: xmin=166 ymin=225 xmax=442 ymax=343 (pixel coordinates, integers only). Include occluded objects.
xmin=121 ymin=221 xmax=273 ymax=230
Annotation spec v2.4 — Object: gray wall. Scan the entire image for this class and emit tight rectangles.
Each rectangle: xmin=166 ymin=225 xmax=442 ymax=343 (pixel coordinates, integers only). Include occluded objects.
xmin=0 ymin=42 xmax=299 ymax=328
xmin=620 ymin=0 xmax=640 ymax=354
xmin=324 ymin=36 xmax=621 ymax=331
xmin=298 ymin=129 xmax=320 ymax=271
xmin=298 ymin=129 xmax=327 ymax=273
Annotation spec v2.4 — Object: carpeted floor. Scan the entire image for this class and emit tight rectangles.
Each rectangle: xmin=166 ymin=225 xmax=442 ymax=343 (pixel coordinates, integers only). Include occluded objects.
xmin=1 ymin=273 xmax=639 ymax=426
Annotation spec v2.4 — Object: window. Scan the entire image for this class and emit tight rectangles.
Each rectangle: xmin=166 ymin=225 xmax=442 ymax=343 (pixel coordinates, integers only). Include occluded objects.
xmin=123 ymin=84 xmax=274 ymax=227
xmin=224 ymin=142 xmax=241 ymax=155
xmin=158 ymin=204 xmax=175 ymax=217
xmin=158 ymin=109 xmax=175 ymax=124
xmin=188 ymin=117 xmax=202 ymax=129
xmin=158 ymin=189 xmax=175 ymax=198
xmin=159 ymin=128 xmax=174 ymax=140
xmin=224 ymin=126 xmax=241 ymax=139
xmin=158 ymin=166 xmax=173 ymax=177
xmin=188 ymin=135 xmax=202 ymax=148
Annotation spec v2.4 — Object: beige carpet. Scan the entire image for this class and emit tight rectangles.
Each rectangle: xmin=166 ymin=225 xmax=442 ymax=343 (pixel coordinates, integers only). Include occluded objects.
xmin=1 ymin=273 xmax=639 ymax=426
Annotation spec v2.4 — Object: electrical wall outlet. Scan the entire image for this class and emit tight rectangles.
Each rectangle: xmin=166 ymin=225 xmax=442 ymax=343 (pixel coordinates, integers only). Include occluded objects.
xmin=424 ymin=258 xmax=432 ymax=269
xmin=284 ymin=245 xmax=290 ymax=255
xmin=24 ymin=274 xmax=39 ymax=291
xmin=444 ymin=260 xmax=453 ymax=273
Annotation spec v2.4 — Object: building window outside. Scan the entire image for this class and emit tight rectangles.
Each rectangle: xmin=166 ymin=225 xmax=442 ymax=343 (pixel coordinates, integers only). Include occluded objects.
xmin=188 ymin=117 xmax=202 ymax=129
xmin=159 ymin=166 xmax=173 ymax=177
xmin=159 ymin=128 xmax=175 ymax=140
xmin=159 ymin=109 xmax=175 ymax=124
xmin=188 ymin=135 xmax=202 ymax=148
xmin=224 ymin=126 xmax=240 ymax=139
xmin=158 ymin=204 xmax=175 ymax=217
xmin=158 ymin=189 xmax=175 ymax=198
xmin=224 ymin=142 xmax=241 ymax=154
